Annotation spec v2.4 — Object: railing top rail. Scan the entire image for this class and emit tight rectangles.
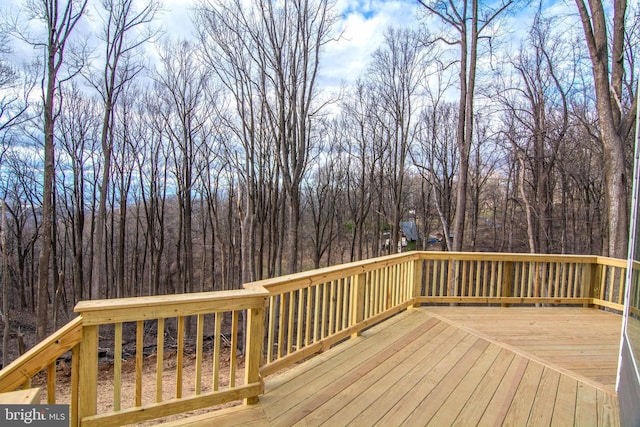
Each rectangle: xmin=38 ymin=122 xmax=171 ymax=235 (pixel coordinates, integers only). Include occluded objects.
xmin=244 ymin=252 xmax=422 ymax=294
xmin=74 ymin=288 xmax=269 ymax=326
xmin=417 ymin=251 xmax=604 ymax=263
xmin=0 ymin=316 xmax=83 ymax=393
xmin=601 ymin=256 xmax=634 ymax=268
xmin=244 ymin=251 xmax=625 ymax=295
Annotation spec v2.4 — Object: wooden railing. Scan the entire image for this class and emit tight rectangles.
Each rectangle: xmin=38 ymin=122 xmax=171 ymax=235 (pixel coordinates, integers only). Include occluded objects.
xmin=243 ymin=252 xmax=422 ymax=376
xmin=0 ymin=289 xmax=268 ymax=427
xmin=416 ymin=253 xmax=627 ymax=309
xmin=243 ymin=252 xmax=627 ymax=377
xmin=0 ymin=317 xmax=83 ymax=424
xmin=0 ymin=252 xmax=629 ymax=426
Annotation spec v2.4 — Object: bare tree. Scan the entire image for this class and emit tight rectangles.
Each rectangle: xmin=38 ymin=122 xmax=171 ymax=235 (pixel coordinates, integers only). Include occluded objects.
xmin=494 ymin=12 xmax=573 ymax=253
xmin=574 ymin=0 xmax=638 ymax=258
xmin=13 ymin=0 xmax=88 ymax=341
xmin=90 ymin=0 xmax=160 ymax=300
xmin=305 ymin=119 xmax=344 ymax=268
xmin=0 ymin=31 xmax=31 ymax=361
xmin=197 ymin=0 xmax=339 ymax=275
xmin=111 ymin=83 xmax=139 ymax=298
xmin=367 ymin=28 xmax=426 ymax=255
xmin=468 ymin=114 xmax=499 ymax=250
xmin=196 ymin=0 xmax=273 ymax=282
xmin=0 ymin=32 xmax=33 ymax=161
xmin=341 ymin=80 xmax=380 ymax=261
xmin=411 ymin=65 xmax=458 ymax=251
xmin=1 ymin=199 xmax=8 ymax=367
xmin=563 ymin=95 xmax=606 ymax=254
xmin=134 ymin=89 xmax=169 ymax=296
xmin=154 ymin=40 xmax=209 ymax=300
xmin=413 ymin=101 xmax=459 ymax=251
xmin=418 ymin=0 xmax=516 ymax=252
xmin=0 ymin=148 xmax=44 ymax=369
xmin=57 ymin=83 xmax=100 ymax=303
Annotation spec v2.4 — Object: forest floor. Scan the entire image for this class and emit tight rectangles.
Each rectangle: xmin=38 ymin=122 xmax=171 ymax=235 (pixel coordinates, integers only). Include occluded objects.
xmin=30 ymin=345 xmax=245 ymax=426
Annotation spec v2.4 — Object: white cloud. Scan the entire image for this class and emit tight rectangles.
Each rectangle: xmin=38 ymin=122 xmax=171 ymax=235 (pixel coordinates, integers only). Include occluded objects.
xmin=3 ymin=0 xmax=583 ymax=97
xmin=152 ymin=0 xmax=421 ymax=92
xmin=319 ymin=0 xmax=421 ymax=89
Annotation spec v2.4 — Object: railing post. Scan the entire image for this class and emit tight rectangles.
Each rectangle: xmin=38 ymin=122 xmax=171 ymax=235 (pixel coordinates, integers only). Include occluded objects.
xmin=501 ymin=261 xmax=514 ymax=307
xmin=351 ymin=273 xmax=366 ymax=338
xmin=77 ymin=324 xmax=98 ymax=425
xmin=244 ymin=301 xmax=266 ymax=405
xmin=593 ymin=263 xmax=604 ymax=301
xmin=581 ymin=262 xmax=600 ymax=307
xmin=412 ymin=259 xmax=424 ymax=307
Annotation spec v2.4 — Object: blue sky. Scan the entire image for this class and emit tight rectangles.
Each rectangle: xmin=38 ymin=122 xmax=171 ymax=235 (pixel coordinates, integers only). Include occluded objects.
xmin=1 ymin=0 xmax=422 ymax=90
xmin=319 ymin=0 xmax=421 ymax=89
xmin=1 ymin=0 xmax=582 ymax=96
xmin=159 ymin=0 xmax=422 ymax=90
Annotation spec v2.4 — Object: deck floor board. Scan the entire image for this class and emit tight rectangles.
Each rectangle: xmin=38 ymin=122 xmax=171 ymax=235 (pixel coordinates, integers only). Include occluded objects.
xmin=341 ymin=325 xmax=465 ymax=426
xmin=312 ymin=322 xmax=452 ymax=426
xmin=450 ymin=348 xmax=516 ymax=426
xmin=372 ymin=331 xmax=481 ymax=425
xmin=425 ymin=306 xmax=622 ymax=391
xmin=550 ymin=374 xmax=578 ymax=426
xmin=158 ymin=306 xmax=621 ymax=427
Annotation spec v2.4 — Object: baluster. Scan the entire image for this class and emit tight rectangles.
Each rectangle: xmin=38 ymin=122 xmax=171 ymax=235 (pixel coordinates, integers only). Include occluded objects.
xmin=297 ymin=289 xmax=304 ymax=350
xmin=47 ymin=362 xmax=55 ymax=404
xmin=230 ymin=310 xmax=238 ymax=388
xmin=351 ymin=273 xmax=366 ymax=337
xmin=213 ymin=312 xmax=221 ymax=391
xmin=313 ymin=285 xmax=321 ymax=342
xmin=305 ymin=287 xmax=312 ymax=347
xmin=114 ymin=322 xmax=122 ymax=410
xmin=176 ymin=316 xmax=184 ymax=399
xmin=195 ymin=314 xmax=204 ymax=395
xmin=155 ymin=318 xmax=164 ymax=403
xmin=287 ymin=291 xmax=294 ymax=355
xmin=412 ymin=259 xmax=423 ymax=305
xmin=267 ymin=296 xmax=276 ymax=363
xmin=70 ymin=344 xmax=80 ymax=427
xmin=135 ymin=320 xmax=143 ymax=407
xmin=501 ymin=261 xmax=514 ymax=307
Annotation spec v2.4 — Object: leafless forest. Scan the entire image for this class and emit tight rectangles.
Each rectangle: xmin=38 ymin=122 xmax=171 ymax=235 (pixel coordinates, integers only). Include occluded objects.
xmin=0 ymin=0 xmax=637 ymax=364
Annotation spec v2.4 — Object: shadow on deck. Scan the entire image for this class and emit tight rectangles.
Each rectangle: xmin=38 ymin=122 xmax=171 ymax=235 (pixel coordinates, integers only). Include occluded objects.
xmin=160 ymin=306 xmax=622 ymax=426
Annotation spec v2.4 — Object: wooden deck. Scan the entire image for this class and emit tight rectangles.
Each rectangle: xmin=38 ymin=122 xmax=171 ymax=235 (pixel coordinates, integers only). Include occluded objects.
xmin=160 ymin=307 xmax=622 ymax=426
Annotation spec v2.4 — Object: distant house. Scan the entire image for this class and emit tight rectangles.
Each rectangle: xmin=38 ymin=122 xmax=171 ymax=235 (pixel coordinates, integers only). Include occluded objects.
xmin=381 ymin=222 xmax=421 ymax=252
xmin=400 ymin=221 xmax=419 ymax=243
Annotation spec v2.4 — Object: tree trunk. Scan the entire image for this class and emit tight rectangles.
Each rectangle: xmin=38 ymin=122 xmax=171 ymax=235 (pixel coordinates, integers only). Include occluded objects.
xmin=2 ymin=200 xmax=10 ymax=368
xmin=286 ymin=190 xmax=301 ymax=274
xmin=575 ymin=0 xmax=634 ymax=258
xmin=37 ymin=48 xmax=57 ymax=341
